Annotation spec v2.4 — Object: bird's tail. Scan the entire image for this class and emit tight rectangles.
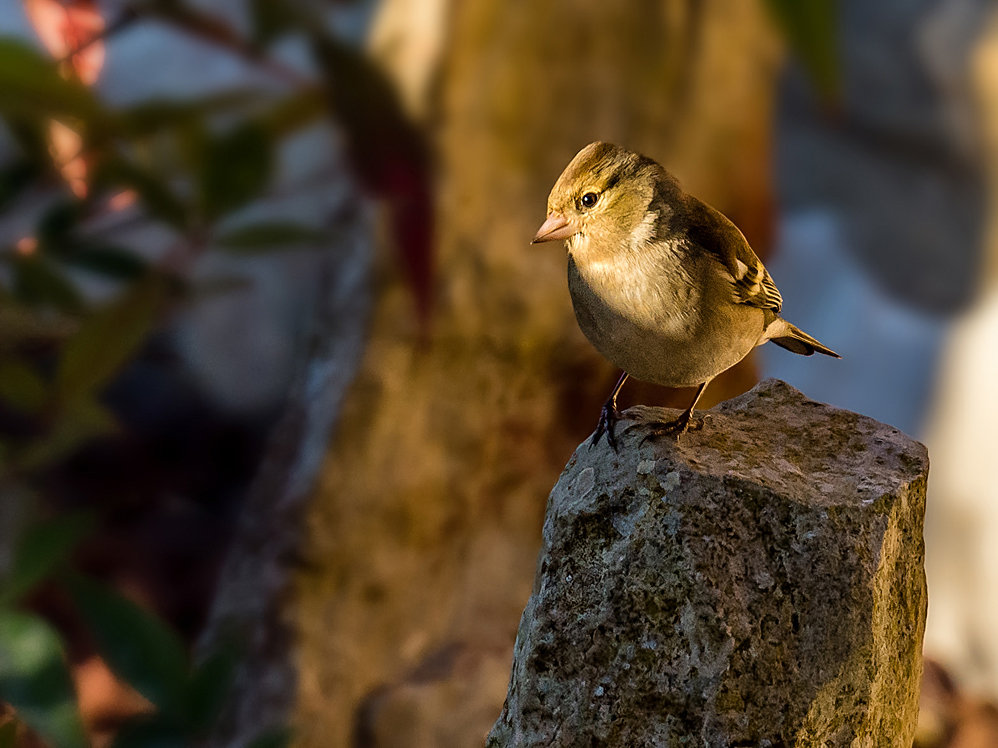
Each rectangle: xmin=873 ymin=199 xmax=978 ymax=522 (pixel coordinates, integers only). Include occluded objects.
xmin=767 ymin=318 xmax=840 ymax=358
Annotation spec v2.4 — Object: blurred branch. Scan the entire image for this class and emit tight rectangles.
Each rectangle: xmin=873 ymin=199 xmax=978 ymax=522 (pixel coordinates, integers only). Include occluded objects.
xmin=55 ymin=6 xmax=139 ymax=69
xmin=58 ymin=0 xmax=309 ymax=86
xmin=197 ymin=202 xmax=372 ymax=748
xmin=129 ymin=0 xmax=310 ymax=86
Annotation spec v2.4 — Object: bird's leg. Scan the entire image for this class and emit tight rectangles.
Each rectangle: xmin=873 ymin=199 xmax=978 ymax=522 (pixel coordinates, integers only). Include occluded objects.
xmin=642 ymin=381 xmax=709 ymax=442
xmin=591 ymin=372 xmax=629 ymax=451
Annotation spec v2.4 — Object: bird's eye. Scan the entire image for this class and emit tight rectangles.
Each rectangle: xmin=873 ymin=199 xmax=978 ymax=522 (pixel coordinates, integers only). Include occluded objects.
xmin=580 ymin=192 xmax=598 ymax=209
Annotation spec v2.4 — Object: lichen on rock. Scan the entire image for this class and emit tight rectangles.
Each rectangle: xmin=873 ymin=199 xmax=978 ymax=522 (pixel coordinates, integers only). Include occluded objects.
xmin=488 ymin=379 xmax=928 ymax=747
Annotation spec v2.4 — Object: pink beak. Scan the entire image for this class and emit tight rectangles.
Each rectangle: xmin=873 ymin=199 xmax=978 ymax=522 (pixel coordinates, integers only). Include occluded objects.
xmin=531 ymin=213 xmax=578 ymax=243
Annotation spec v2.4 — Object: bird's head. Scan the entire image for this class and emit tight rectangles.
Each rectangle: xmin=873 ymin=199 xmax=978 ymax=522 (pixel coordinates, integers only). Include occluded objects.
xmin=532 ymin=142 xmax=669 ymax=255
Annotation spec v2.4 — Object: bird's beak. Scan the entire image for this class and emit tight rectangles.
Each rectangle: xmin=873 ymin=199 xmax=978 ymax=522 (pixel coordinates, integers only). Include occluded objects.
xmin=531 ymin=213 xmax=577 ymax=243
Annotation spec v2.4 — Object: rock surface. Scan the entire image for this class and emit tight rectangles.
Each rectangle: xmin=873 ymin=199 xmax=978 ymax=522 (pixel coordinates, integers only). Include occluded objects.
xmin=488 ymin=379 xmax=928 ymax=747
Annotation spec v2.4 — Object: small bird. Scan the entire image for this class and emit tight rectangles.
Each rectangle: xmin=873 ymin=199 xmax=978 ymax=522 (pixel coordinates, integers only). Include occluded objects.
xmin=533 ymin=142 xmax=839 ymax=449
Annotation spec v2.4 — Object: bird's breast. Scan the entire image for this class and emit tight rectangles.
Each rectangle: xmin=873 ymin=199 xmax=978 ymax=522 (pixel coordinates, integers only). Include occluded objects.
xmin=566 ymin=248 xmax=760 ymax=387
xmin=568 ymin=245 xmax=696 ymax=335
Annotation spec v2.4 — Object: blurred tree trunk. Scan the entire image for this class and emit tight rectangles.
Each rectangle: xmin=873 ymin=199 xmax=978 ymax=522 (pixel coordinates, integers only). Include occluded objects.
xmin=293 ymin=2 xmax=781 ymax=746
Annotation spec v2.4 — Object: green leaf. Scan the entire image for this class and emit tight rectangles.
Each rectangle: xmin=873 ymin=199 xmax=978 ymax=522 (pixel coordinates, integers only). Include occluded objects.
xmin=4 ymin=118 xmax=50 ymax=164
xmin=93 ymin=158 xmax=190 ymax=229
xmin=66 ymin=575 xmax=189 ymax=716
xmin=33 ymin=209 xmax=145 ymax=280
xmin=764 ymin=0 xmax=839 ymax=101
xmin=214 ymin=222 xmax=329 ymax=253
xmin=186 ymin=644 xmax=238 ymax=732
xmin=61 ymin=245 xmax=150 ymax=280
xmin=110 ymin=716 xmax=186 ymax=748
xmin=0 ymin=610 xmax=87 ymax=748
xmin=1 ymin=513 xmax=95 ymax=605
xmin=250 ymin=0 xmax=299 ymax=46
xmin=9 ymin=256 xmax=84 ymax=314
xmin=246 ymin=726 xmax=292 ymax=748
xmin=17 ymin=397 xmax=118 ymax=472
xmin=0 ymin=160 xmax=41 ymax=213
xmin=0 ymin=40 xmax=108 ymax=124
xmin=0 ymin=360 xmax=48 ymax=414
xmin=0 ymin=303 xmax=75 ymax=351
xmin=119 ymin=90 xmax=265 ymax=137
xmin=55 ymin=274 xmax=168 ymax=404
xmin=198 ymin=123 xmax=273 ymax=220
xmin=258 ymin=89 xmax=326 ymax=139
xmin=0 ymin=720 xmax=17 ymax=748
xmin=38 ymin=201 xmax=85 ymax=244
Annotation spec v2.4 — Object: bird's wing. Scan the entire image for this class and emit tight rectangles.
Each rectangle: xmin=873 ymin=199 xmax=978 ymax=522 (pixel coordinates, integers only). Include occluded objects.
xmin=684 ymin=196 xmax=783 ymax=313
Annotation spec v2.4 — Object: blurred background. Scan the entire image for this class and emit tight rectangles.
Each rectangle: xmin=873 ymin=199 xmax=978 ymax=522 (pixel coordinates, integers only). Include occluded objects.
xmin=0 ymin=0 xmax=996 ymax=746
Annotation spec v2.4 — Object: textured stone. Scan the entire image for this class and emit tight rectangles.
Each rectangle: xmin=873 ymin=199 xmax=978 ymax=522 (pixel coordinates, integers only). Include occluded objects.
xmin=488 ymin=379 xmax=928 ymax=747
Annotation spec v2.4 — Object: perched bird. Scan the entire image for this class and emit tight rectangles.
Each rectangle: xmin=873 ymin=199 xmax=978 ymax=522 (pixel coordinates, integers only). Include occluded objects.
xmin=533 ymin=142 xmax=839 ymax=449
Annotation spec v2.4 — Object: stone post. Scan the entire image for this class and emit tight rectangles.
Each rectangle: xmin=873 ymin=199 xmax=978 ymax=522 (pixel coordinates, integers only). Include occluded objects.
xmin=487 ymin=379 xmax=928 ymax=747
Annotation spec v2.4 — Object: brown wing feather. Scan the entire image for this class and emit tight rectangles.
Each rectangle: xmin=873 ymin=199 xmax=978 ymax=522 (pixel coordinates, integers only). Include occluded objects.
xmin=683 ymin=195 xmax=783 ymax=313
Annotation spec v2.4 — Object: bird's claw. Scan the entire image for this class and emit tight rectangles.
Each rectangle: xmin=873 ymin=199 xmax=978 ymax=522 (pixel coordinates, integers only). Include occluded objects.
xmin=590 ymin=403 xmax=622 ymax=451
xmin=640 ymin=411 xmax=707 ymax=444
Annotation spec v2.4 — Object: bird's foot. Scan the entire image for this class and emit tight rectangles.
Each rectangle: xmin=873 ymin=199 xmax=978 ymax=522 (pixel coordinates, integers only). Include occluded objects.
xmin=590 ymin=403 xmax=624 ymax=451
xmin=641 ymin=411 xmax=708 ymax=444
